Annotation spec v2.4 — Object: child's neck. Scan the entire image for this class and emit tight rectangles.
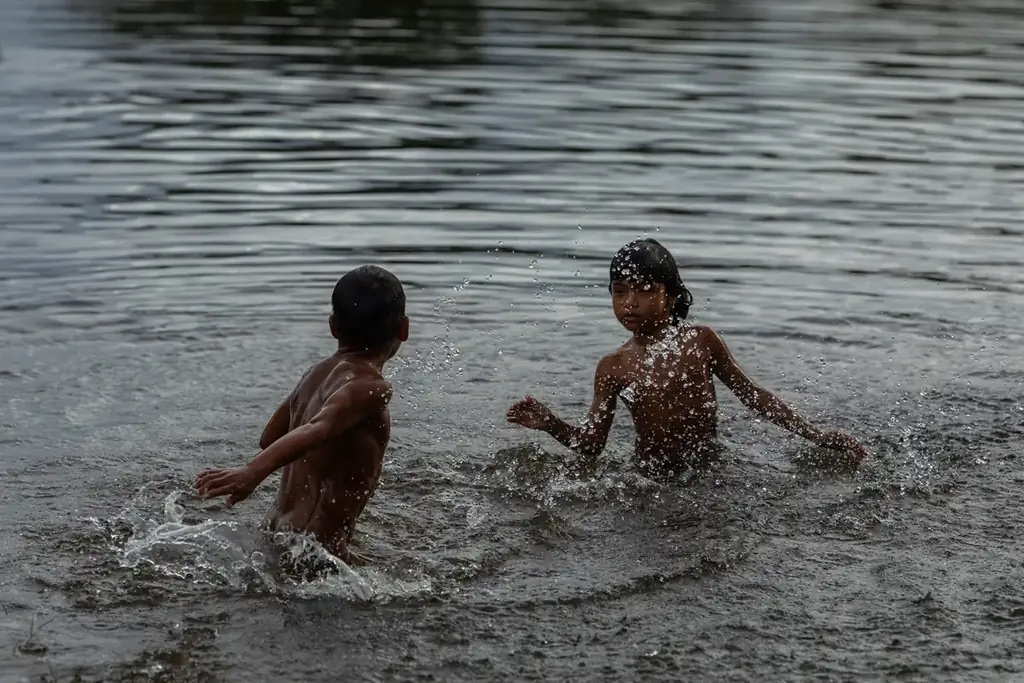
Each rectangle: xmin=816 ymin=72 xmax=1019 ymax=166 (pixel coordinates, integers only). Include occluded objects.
xmin=633 ymin=320 xmax=677 ymax=346
xmin=335 ymin=345 xmax=391 ymax=370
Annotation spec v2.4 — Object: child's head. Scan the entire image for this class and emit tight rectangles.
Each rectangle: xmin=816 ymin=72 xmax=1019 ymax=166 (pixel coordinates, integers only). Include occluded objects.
xmin=608 ymin=239 xmax=693 ymax=332
xmin=330 ymin=265 xmax=409 ymax=357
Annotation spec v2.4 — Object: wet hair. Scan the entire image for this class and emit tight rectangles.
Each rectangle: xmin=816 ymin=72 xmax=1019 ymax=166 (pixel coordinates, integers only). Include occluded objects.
xmin=331 ymin=265 xmax=406 ymax=350
xmin=609 ymin=238 xmax=694 ymax=321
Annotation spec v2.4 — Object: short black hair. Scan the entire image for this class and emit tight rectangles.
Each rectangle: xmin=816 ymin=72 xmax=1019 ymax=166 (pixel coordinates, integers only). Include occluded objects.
xmin=609 ymin=238 xmax=694 ymax=321
xmin=331 ymin=265 xmax=406 ymax=350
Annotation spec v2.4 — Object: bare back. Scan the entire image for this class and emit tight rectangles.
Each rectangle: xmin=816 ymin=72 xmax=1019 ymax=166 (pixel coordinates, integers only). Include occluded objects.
xmin=265 ymin=355 xmax=390 ymax=558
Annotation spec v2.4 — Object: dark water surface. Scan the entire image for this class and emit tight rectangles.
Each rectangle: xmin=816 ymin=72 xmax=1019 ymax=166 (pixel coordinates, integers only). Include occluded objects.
xmin=2 ymin=0 xmax=1024 ymax=680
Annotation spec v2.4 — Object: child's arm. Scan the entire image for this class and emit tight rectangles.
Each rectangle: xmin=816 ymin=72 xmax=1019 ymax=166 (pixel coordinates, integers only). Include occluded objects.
xmin=259 ymin=368 xmax=315 ymax=448
xmin=704 ymin=328 xmax=866 ymax=459
xmin=507 ymin=355 xmax=619 ymax=458
xmin=196 ymin=377 xmax=392 ymax=506
xmin=258 ymin=397 xmax=292 ymax=449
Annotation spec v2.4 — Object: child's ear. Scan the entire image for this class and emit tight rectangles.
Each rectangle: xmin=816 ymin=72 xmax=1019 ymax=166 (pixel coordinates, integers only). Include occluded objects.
xmin=328 ymin=313 xmax=340 ymax=339
xmin=398 ymin=316 xmax=410 ymax=342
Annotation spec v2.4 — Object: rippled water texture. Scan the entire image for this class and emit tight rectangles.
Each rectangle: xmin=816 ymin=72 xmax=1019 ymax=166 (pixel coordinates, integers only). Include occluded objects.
xmin=2 ymin=0 xmax=1024 ymax=680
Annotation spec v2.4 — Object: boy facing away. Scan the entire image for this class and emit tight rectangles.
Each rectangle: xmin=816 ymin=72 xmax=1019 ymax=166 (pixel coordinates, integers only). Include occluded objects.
xmin=507 ymin=239 xmax=867 ymax=478
xmin=195 ymin=265 xmax=408 ymax=565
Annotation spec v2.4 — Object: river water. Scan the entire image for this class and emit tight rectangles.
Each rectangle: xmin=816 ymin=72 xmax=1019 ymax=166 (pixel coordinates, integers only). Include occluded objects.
xmin=1 ymin=0 xmax=1023 ymax=680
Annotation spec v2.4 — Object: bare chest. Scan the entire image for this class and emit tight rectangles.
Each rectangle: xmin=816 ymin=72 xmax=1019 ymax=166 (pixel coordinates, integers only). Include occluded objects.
xmin=617 ymin=334 xmax=713 ymax=410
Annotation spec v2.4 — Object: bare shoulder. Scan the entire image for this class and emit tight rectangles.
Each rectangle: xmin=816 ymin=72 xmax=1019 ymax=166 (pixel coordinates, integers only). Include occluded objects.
xmin=290 ymin=360 xmax=321 ymax=393
xmin=681 ymin=325 xmax=733 ymax=368
xmin=594 ymin=348 xmax=629 ymax=393
xmin=326 ymin=363 xmax=392 ymax=405
xmin=688 ymin=325 xmax=726 ymax=350
xmin=596 ymin=348 xmax=628 ymax=375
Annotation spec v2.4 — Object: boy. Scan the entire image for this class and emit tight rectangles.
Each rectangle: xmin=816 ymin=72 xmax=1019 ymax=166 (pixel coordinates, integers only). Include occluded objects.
xmin=195 ymin=265 xmax=408 ymax=565
xmin=507 ymin=239 xmax=867 ymax=478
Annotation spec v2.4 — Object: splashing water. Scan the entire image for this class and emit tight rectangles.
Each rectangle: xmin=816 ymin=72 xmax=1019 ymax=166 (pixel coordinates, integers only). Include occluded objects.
xmin=93 ymin=485 xmax=432 ymax=603
xmin=484 ymin=444 xmax=663 ymax=510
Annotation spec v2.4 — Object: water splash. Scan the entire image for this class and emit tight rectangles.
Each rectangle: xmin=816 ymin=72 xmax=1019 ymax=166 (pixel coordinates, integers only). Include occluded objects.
xmin=96 ymin=487 xmax=432 ymax=603
xmin=484 ymin=444 xmax=662 ymax=509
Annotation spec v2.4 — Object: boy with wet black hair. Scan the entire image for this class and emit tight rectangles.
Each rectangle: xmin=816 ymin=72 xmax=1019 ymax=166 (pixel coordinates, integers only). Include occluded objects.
xmin=196 ymin=265 xmax=409 ymax=565
xmin=508 ymin=239 xmax=867 ymax=478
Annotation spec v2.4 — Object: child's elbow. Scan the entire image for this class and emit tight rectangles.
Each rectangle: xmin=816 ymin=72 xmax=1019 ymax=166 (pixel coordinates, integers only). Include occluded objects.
xmin=258 ymin=431 xmax=277 ymax=450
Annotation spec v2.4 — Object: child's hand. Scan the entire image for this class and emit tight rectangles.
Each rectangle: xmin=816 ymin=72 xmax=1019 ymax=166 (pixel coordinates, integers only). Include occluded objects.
xmin=195 ymin=466 xmax=260 ymax=506
xmin=506 ymin=396 xmax=555 ymax=431
xmin=814 ymin=430 xmax=868 ymax=464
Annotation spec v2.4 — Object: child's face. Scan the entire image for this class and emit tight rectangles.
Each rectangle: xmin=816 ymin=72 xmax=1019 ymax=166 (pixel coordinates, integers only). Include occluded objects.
xmin=610 ymin=279 xmax=671 ymax=333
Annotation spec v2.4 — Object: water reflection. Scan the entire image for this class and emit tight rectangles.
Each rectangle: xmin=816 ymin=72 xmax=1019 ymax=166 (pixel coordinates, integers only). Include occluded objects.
xmin=70 ymin=0 xmax=766 ymax=71
xmin=73 ymin=0 xmax=484 ymax=67
xmin=871 ymin=0 xmax=1023 ymax=12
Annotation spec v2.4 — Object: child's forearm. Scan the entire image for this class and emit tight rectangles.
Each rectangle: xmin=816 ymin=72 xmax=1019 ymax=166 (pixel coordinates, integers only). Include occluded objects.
xmin=246 ymin=423 xmax=324 ymax=481
xmin=750 ymin=390 xmax=822 ymax=442
xmin=543 ymin=416 xmax=602 ymax=457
